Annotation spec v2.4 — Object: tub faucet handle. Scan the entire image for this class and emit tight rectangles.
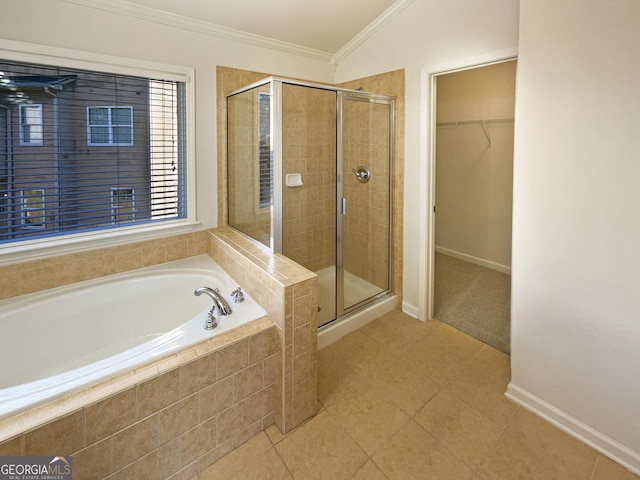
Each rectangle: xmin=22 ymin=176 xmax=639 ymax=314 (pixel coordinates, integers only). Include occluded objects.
xmin=203 ymin=309 xmax=218 ymax=330
xmin=231 ymin=287 xmax=245 ymax=303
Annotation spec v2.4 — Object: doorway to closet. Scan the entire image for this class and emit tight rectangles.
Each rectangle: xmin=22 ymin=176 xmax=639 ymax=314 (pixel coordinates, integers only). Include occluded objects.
xmin=432 ymin=60 xmax=516 ymax=354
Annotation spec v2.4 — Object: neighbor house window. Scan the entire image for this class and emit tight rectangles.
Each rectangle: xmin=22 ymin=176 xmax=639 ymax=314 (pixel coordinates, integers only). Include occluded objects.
xmin=20 ymin=189 xmax=45 ymax=229
xmin=87 ymin=106 xmax=133 ymax=146
xmin=111 ymin=187 xmax=135 ymax=224
xmin=0 ymin=52 xmax=190 ymax=248
xmin=19 ymin=104 xmax=43 ymax=146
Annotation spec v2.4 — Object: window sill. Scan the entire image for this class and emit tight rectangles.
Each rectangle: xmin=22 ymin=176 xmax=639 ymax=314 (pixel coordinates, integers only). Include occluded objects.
xmin=0 ymin=220 xmax=202 ymax=265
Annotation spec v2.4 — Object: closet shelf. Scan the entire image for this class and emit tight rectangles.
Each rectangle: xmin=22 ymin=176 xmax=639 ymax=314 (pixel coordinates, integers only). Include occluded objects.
xmin=435 ymin=117 xmax=514 ymax=127
xmin=436 ymin=117 xmax=514 ymax=147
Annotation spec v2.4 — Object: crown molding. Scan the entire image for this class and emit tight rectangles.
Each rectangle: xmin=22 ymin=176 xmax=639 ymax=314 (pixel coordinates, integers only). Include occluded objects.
xmin=61 ymin=0 xmax=333 ymax=62
xmin=332 ymin=0 xmax=415 ymax=66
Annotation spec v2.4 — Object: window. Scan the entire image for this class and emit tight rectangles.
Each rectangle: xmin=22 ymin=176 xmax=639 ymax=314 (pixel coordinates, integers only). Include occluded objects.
xmin=0 ymin=52 xmax=190 ymax=249
xmin=87 ymin=106 xmax=133 ymax=146
xmin=19 ymin=104 xmax=43 ymax=146
xmin=111 ymin=187 xmax=135 ymax=224
xmin=258 ymin=93 xmax=272 ymax=208
xmin=20 ymin=189 xmax=45 ymax=229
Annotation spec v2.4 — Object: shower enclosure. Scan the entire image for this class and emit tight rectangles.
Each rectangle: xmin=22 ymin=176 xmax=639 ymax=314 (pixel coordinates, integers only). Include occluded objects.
xmin=227 ymin=77 xmax=394 ymax=328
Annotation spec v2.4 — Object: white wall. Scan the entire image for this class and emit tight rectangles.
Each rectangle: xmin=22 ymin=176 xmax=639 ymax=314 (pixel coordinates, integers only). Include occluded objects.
xmin=0 ymin=0 xmax=334 ymax=231
xmin=337 ymin=0 xmax=640 ymax=471
xmin=507 ymin=0 xmax=640 ymax=471
xmin=334 ymin=0 xmax=520 ymax=316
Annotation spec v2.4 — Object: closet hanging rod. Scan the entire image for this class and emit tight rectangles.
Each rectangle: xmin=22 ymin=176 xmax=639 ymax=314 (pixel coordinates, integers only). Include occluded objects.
xmin=435 ymin=117 xmax=514 ymax=127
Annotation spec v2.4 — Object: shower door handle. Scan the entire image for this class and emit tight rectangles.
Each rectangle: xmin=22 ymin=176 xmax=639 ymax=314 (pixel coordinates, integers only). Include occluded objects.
xmin=341 ymin=198 xmax=346 ymax=215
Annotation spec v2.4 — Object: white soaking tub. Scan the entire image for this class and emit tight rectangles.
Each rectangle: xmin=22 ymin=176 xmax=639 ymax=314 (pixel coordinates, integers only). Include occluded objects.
xmin=0 ymin=254 xmax=267 ymax=419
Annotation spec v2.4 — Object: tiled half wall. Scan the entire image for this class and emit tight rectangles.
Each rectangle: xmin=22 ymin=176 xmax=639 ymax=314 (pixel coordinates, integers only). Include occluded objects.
xmin=0 ymin=227 xmax=318 ymax=479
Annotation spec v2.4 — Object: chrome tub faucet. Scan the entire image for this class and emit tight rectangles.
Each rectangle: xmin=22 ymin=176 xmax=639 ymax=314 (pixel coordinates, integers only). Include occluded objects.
xmin=194 ymin=286 xmax=233 ymax=330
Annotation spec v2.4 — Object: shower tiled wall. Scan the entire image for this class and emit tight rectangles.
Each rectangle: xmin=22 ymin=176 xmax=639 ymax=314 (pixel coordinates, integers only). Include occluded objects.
xmin=343 ymin=100 xmax=392 ymax=289
xmin=282 ymin=83 xmax=336 ymax=272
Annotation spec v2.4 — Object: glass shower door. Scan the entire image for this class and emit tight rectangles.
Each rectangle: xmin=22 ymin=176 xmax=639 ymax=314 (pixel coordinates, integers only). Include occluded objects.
xmin=338 ymin=94 xmax=393 ymax=315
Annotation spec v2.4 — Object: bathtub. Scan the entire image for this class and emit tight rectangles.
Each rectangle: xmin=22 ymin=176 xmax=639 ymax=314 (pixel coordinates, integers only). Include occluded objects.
xmin=0 ymin=254 xmax=267 ymax=420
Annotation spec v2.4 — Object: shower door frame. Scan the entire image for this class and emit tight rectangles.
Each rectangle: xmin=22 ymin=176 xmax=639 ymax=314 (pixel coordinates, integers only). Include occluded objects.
xmin=336 ymin=91 xmax=395 ymax=321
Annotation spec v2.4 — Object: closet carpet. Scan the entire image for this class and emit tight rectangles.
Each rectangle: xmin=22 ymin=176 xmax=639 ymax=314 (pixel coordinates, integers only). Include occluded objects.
xmin=434 ymin=252 xmax=511 ymax=354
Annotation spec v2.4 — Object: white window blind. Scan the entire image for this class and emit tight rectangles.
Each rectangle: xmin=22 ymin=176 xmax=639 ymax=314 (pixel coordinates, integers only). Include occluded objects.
xmin=0 ymin=59 xmax=187 ymax=244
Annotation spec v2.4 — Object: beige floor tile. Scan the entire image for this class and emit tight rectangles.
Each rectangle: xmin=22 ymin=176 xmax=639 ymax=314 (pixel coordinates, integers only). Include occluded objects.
xmin=476 ymin=431 xmax=582 ymax=480
xmin=359 ymin=311 xmax=440 ymax=351
xmin=227 ymin=448 xmax=293 ymax=480
xmin=265 ymin=423 xmax=287 ymax=445
xmin=444 ymin=368 xmax=517 ymax=428
xmin=414 ymin=390 xmax=503 ymax=469
xmin=463 ymin=344 xmax=511 ymax=385
xmin=275 ymin=411 xmax=368 ymax=480
xmin=317 ymin=330 xmax=387 ymax=408
xmin=197 ymin=432 xmax=272 ymax=480
xmin=367 ymin=352 xmax=444 ymax=416
xmin=505 ymin=408 xmax=598 ymax=478
xmin=372 ymin=420 xmax=473 ymax=480
xmin=325 ymin=388 xmax=410 ymax=456
xmin=352 ymin=460 xmax=388 ymax=480
xmin=592 ymin=455 xmax=640 ymax=480
xmin=399 ymin=323 xmax=485 ymax=384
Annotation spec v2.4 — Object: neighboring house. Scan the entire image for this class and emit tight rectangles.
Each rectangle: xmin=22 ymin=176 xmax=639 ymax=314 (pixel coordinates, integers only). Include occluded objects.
xmin=0 ymin=61 xmax=171 ymax=242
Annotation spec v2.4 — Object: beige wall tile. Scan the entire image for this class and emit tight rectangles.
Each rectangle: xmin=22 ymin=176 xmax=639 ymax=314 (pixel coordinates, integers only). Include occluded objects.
xmin=217 ymin=340 xmax=249 ymax=380
xmin=0 ymin=435 xmax=22 ymax=455
xmin=217 ymin=402 xmax=248 ymax=445
xmin=233 ymin=362 xmax=264 ymax=402
xmin=179 ymin=418 xmax=217 ymax=467
xmin=72 ymin=438 xmax=112 ymax=480
xmin=180 ymin=353 xmax=217 ymax=398
xmin=137 ymin=369 xmax=180 ymax=419
xmin=133 ymin=439 xmax=180 ymax=480
xmin=198 ymin=376 xmax=234 ymax=422
xmin=85 ymin=387 xmax=136 ymax=445
xmin=246 ymin=386 xmax=275 ymax=425
xmin=111 ymin=415 xmax=159 ymax=471
xmin=159 ymin=395 xmax=200 ymax=445
xmin=249 ymin=329 xmax=276 ymax=363
xmin=24 ymin=410 xmax=85 ymax=455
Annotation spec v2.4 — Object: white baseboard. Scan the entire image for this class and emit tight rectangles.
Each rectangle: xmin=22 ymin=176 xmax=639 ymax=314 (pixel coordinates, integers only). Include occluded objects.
xmin=402 ymin=301 xmax=419 ymax=319
xmin=506 ymin=383 xmax=640 ymax=475
xmin=435 ymin=246 xmax=511 ymax=275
